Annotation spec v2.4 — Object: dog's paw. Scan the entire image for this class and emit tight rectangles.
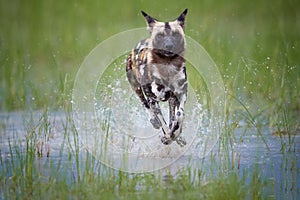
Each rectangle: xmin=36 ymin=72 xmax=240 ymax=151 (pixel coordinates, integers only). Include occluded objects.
xmin=161 ymin=136 xmax=172 ymax=145
xmin=150 ymin=117 xmax=161 ymax=129
xmin=175 ymin=136 xmax=186 ymax=147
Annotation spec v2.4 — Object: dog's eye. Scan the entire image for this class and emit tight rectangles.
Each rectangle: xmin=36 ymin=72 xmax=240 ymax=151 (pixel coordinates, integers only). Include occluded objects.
xmin=157 ymin=33 xmax=164 ymax=39
xmin=172 ymin=32 xmax=180 ymax=37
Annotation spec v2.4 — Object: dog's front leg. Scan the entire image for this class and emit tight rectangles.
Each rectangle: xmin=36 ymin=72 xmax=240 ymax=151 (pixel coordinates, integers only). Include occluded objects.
xmin=169 ymin=93 xmax=186 ymax=146
xmin=168 ymin=95 xmax=177 ymax=129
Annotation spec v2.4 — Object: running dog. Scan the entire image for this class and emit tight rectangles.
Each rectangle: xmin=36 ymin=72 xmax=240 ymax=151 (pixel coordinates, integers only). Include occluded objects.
xmin=126 ymin=9 xmax=188 ymax=146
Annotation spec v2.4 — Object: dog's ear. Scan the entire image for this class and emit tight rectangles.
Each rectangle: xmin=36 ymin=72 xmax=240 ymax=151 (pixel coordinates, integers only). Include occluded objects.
xmin=176 ymin=8 xmax=188 ymax=28
xmin=141 ymin=11 xmax=157 ymax=31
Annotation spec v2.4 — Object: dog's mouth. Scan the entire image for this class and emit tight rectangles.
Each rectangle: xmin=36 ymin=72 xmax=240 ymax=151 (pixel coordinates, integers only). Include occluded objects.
xmin=154 ymin=49 xmax=177 ymax=57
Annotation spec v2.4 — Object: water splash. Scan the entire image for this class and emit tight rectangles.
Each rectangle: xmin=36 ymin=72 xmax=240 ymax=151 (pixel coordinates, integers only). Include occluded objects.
xmin=75 ymin=60 xmax=216 ymax=172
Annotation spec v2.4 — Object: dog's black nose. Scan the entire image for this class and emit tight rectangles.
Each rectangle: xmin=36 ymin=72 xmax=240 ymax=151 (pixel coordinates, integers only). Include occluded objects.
xmin=165 ymin=44 xmax=173 ymax=50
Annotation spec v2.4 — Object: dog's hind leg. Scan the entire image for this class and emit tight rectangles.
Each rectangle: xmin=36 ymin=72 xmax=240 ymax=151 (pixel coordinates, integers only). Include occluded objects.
xmin=126 ymin=54 xmax=150 ymax=109
xmin=149 ymin=101 xmax=172 ymax=141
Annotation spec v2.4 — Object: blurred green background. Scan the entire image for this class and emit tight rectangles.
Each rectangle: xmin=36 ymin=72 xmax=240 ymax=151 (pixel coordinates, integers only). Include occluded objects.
xmin=0 ymin=0 xmax=299 ymax=120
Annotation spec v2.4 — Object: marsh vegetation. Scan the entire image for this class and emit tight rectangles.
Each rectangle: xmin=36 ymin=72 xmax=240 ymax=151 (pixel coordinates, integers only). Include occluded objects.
xmin=0 ymin=0 xmax=299 ymax=199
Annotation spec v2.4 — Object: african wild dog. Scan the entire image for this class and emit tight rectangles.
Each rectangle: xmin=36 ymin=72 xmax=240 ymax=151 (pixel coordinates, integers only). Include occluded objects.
xmin=126 ymin=9 xmax=188 ymax=146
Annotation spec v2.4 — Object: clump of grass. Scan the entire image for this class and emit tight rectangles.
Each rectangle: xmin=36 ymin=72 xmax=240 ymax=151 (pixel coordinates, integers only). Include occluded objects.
xmin=0 ymin=110 xmax=273 ymax=200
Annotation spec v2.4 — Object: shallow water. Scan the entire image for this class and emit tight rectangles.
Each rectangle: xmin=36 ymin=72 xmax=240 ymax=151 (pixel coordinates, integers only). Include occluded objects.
xmin=0 ymin=111 xmax=299 ymax=198
xmin=233 ymin=127 xmax=300 ymax=199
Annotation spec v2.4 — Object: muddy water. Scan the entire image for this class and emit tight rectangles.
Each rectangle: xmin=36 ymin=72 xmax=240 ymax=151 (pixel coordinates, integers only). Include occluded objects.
xmin=0 ymin=111 xmax=299 ymax=198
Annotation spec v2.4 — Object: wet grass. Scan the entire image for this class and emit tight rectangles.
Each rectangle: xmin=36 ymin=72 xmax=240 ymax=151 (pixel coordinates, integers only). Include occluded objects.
xmin=2 ymin=109 xmax=297 ymax=199
xmin=0 ymin=0 xmax=299 ymax=199
xmin=0 ymin=110 xmax=271 ymax=200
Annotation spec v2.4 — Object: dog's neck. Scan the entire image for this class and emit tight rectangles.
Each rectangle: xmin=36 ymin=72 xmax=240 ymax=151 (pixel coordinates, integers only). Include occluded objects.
xmin=150 ymin=49 xmax=185 ymax=68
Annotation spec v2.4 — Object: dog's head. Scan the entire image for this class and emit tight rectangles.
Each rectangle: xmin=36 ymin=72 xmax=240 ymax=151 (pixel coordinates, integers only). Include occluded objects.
xmin=141 ymin=9 xmax=188 ymax=57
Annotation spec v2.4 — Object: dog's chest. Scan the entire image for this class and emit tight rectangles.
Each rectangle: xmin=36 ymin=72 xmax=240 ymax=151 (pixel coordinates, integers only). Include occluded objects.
xmin=131 ymin=40 xmax=186 ymax=101
xmin=149 ymin=63 xmax=186 ymax=101
xmin=150 ymin=63 xmax=185 ymax=85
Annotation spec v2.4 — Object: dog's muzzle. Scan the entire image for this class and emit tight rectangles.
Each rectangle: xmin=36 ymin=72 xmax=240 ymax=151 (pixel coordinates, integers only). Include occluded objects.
xmin=154 ymin=49 xmax=177 ymax=57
